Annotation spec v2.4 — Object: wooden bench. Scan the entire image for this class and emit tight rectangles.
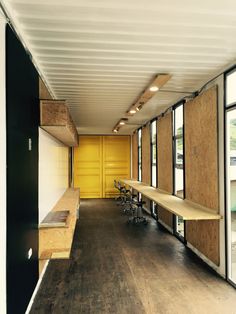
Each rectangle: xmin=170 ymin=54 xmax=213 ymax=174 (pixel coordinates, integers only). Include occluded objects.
xmin=120 ymin=179 xmax=221 ymax=220
xmin=39 ymin=188 xmax=80 ymax=274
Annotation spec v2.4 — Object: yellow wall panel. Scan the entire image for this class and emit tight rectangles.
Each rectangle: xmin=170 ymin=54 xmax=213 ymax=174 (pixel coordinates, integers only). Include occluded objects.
xmin=102 ymin=136 xmax=130 ymax=198
xmin=74 ymin=135 xmax=131 ymax=198
xmin=74 ymin=136 xmax=102 ymax=198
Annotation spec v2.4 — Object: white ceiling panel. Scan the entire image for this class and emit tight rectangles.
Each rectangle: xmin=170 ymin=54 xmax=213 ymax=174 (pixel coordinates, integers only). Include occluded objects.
xmin=2 ymin=0 xmax=236 ymax=134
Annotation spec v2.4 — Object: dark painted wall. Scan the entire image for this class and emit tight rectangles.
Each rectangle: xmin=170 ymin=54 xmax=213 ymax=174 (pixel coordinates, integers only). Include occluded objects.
xmin=6 ymin=25 xmax=39 ymax=314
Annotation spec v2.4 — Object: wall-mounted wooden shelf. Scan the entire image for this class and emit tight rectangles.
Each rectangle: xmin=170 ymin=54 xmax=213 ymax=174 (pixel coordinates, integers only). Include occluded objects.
xmin=121 ymin=179 xmax=221 ymax=221
xmin=39 ymin=188 xmax=80 ymax=274
xmin=40 ymin=99 xmax=79 ymax=147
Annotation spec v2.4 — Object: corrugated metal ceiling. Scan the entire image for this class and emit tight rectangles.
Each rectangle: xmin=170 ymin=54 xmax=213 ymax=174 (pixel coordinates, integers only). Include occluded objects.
xmin=2 ymin=0 xmax=236 ymax=134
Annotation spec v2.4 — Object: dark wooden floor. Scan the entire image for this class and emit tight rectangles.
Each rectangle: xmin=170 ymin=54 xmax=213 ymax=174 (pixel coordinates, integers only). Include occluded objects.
xmin=31 ymin=199 xmax=236 ymax=314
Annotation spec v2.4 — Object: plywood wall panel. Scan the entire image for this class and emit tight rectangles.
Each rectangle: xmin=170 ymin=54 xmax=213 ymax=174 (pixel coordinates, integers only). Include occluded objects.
xmin=186 ymin=220 xmax=219 ymax=265
xmin=132 ymin=133 xmax=138 ymax=180
xmin=184 ymin=86 xmax=219 ymax=265
xmin=157 ymin=112 xmax=173 ymax=228
xmin=39 ymin=78 xmax=52 ymax=100
xmin=184 ymin=86 xmax=219 ymax=211
xmin=157 ymin=112 xmax=173 ymax=193
xmin=158 ymin=206 xmax=173 ymax=229
xmin=142 ymin=125 xmax=151 ymax=185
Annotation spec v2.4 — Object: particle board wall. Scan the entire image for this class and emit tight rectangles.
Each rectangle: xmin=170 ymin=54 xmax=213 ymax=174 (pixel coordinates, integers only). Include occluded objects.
xmin=157 ymin=112 xmax=173 ymax=193
xmin=142 ymin=125 xmax=151 ymax=185
xmin=184 ymin=86 xmax=219 ymax=265
xmin=132 ymin=133 xmax=138 ymax=180
xmin=39 ymin=78 xmax=52 ymax=100
xmin=157 ymin=112 xmax=173 ymax=228
xmin=186 ymin=220 xmax=219 ymax=265
xmin=185 ymin=86 xmax=218 ymax=210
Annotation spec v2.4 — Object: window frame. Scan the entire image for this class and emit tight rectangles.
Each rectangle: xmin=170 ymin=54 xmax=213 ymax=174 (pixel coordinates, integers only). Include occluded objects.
xmin=150 ymin=118 xmax=158 ymax=219
xmin=172 ymin=102 xmax=185 ymax=199
xmin=172 ymin=102 xmax=186 ymax=242
xmin=137 ymin=128 xmax=142 ymax=182
xmin=224 ymin=66 xmax=236 ymax=288
xmin=150 ymin=118 xmax=157 ymax=188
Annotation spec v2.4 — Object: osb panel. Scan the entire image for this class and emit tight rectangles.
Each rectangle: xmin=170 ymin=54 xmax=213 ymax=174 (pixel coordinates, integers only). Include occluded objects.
xmin=40 ymin=100 xmax=79 ymax=146
xmin=132 ymin=133 xmax=138 ymax=180
xmin=186 ymin=220 xmax=219 ymax=265
xmin=142 ymin=125 xmax=151 ymax=184
xmin=39 ymin=188 xmax=79 ymax=259
xmin=40 ymin=100 xmax=68 ymax=126
xmin=184 ymin=86 xmax=219 ymax=211
xmin=157 ymin=112 xmax=173 ymax=193
xmin=158 ymin=205 xmax=173 ymax=228
xmin=39 ymin=78 xmax=52 ymax=100
xmin=184 ymin=86 xmax=219 ymax=265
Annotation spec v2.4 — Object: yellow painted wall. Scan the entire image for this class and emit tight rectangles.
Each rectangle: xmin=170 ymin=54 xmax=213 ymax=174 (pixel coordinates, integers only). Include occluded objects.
xmin=103 ymin=136 xmax=130 ymax=198
xmin=74 ymin=136 xmax=103 ymax=198
xmin=74 ymin=135 xmax=130 ymax=198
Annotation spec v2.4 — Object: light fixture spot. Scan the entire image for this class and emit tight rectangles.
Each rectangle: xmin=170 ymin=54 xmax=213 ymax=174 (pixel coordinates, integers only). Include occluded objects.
xmin=149 ymin=85 xmax=159 ymax=92
xmin=129 ymin=109 xmax=136 ymax=114
xmin=119 ymin=121 xmax=125 ymax=125
xmin=136 ymin=107 xmax=140 ymax=111
xmin=113 ymin=129 xmax=118 ymax=133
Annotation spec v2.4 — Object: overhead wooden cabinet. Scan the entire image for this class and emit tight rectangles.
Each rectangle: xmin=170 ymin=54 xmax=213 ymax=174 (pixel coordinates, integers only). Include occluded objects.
xmin=40 ymin=99 xmax=79 ymax=146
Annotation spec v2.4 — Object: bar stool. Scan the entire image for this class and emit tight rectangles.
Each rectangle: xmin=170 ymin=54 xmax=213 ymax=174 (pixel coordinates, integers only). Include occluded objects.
xmin=128 ymin=199 xmax=148 ymax=225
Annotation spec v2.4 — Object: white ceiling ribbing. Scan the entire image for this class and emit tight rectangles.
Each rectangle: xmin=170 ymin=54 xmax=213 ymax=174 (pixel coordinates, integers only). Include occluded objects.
xmin=2 ymin=0 xmax=236 ymax=134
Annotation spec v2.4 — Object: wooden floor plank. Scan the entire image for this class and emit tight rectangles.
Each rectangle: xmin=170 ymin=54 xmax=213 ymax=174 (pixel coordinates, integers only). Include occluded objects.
xmin=31 ymin=199 xmax=236 ymax=314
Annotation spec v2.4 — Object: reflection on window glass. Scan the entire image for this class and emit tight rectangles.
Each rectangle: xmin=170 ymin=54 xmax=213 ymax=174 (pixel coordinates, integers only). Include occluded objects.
xmin=226 ymin=71 xmax=236 ymax=106
xmin=151 ymin=201 xmax=157 ymax=218
xmin=138 ymin=129 xmax=142 ymax=181
xmin=173 ymin=104 xmax=184 ymax=238
xmin=151 ymin=120 xmax=157 ymax=187
xmin=174 ymin=105 xmax=184 ymax=198
xmin=226 ymin=108 xmax=236 ymax=284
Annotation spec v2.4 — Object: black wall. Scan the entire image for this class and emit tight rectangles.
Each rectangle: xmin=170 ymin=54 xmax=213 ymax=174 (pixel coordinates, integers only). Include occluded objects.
xmin=6 ymin=25 xmax=39 ymax=314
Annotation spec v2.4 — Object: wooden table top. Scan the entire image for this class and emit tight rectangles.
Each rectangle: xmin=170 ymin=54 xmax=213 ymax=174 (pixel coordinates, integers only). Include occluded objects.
xmin=120 ymin=179 xmax=221 ymax=221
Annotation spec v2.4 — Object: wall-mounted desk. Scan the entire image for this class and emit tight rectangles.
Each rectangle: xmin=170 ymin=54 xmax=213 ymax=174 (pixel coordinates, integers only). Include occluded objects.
xmin=121 ymin=179 xmax=221 ymax=221
xmin=39 ymin=188 xmax=80 ymax=274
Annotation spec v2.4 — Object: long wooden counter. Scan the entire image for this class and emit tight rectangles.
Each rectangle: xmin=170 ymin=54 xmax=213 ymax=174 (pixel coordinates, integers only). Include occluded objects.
xmin=121 ymin=179 xmax=221 ymax=221
xmin=39 ymin=188 xmax=80 ymax=274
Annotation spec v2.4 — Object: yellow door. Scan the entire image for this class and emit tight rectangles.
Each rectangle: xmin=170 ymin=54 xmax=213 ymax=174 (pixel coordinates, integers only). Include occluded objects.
xmin=102 ymin=136 xmax=130 ymax=198
xmin=74 ymin=136 xmax=103 ymax=198
xmin=74 ymin=135 xmax=130 ymax=198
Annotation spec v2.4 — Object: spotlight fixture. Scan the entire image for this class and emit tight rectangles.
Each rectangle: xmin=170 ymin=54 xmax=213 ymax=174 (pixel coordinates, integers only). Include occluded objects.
xmin=112 ymin=118 xmax=128 ymax=133
xmin=126 ymin=73 xmax=171 ymax=116
xmin=149 ymin=85 xmax=159 ymax=92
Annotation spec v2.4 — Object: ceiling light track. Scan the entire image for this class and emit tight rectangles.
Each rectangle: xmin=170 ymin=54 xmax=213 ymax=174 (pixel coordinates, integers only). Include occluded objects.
xmin=157 ymin=89 xmax=194 ymax=94
xmin=112 ymin=73 xmax=171 ymax=133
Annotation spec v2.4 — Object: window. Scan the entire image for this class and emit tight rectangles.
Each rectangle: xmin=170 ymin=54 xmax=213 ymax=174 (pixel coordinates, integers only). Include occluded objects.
xmin=150 ymin=120 xmax=157 ymax=218
xmin=225 ymin=68 xmax=236 ymax=286
xmin=173 ymin=104 xmax=184 ymax=198
xmin=173 ymin=103 xmax=185 ymax=239
xmin=226 ymin=70 xmax=236 ymax=107
xmin=150 ymin=120 xmax=157 ymax=187
xmin=138 ymin=128 xmax=142 ymax=181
